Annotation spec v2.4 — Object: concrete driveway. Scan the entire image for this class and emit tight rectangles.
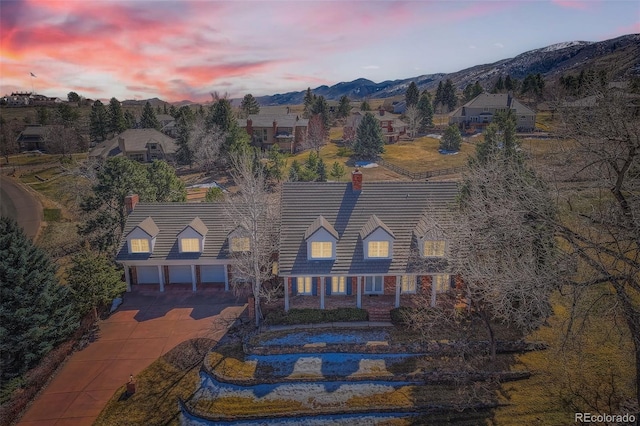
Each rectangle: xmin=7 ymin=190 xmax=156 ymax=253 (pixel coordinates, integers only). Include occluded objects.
xmin=17 ymin=287 xmax=246 ymax=426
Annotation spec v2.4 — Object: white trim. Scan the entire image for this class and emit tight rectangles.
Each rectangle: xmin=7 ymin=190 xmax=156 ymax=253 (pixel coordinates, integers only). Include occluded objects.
xmin=284 ymin=276 xmax=290 ymax=311
xmin=364 ymin=276 xmax=384 ymax=294
xmin=395 ymin=275 xmax=401 ymax=308
xmin=320 ymin=276 xmax=325 ymax=309
xmin=191 ymin=265 xmax=196 ymax=292
xmin=158 ymin=265 xmax=165 ymax=292
xmin=124 ymin=267 xmax=131 ymax=292
xmin=357 ymin=276 xmax=362 ymax=308
xmin=224 ymin=264 xmax=229 ymax=291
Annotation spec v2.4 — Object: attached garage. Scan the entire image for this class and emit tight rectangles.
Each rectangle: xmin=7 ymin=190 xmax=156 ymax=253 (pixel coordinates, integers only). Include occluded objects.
xmin=136 ymin=266 xmax=160 ymax=284
xmin=169 ymin=265 xmax=192 ymax=284
xmin=201 ymin=265 xmax=226 ymax=283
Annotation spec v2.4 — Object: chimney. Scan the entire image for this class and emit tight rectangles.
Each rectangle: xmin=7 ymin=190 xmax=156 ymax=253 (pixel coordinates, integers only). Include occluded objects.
xmin=378 ymin=107 xmax=385 ymax=116
xmin=351 ymin=168 xmax=362 ymax=192
xmin=124 ymin=194 xmax=139 ymax=214
xmin=273 ymin=120 xmax=277 ymax=136
xmin=286 ymin=106 xmax=290 ymax=114
xmin=118 ymin=136 xmax=125 ymax=153
xmin=246 ymin=118 xmax=253 ymax=136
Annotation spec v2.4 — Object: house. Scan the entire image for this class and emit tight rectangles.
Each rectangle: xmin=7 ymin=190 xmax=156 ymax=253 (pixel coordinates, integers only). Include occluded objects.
xmin=449 ymin=93 xmax=536 ymax=132
xmin=156 ymin=114 xmax=177 ymax=138
xmin=16 ymin=125 xmax=52 ymax=151
xmin=237 ymin=113 xmax=308 ymax=153
xmin=4 ymin=92 xmax=31 ymax=107
xmin=344 ymin=110 xmax=407 ymax=144
xmin=278 ymin=170 xmax=460 ymax=315
xmin=88 ymin=128 xmax=177 ymax=162
xmin=116 ymin=195 xmax=236 ymax=292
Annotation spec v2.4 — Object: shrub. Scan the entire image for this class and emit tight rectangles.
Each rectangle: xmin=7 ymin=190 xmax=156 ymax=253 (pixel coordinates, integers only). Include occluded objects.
xmin=264 ymin=308 xmax=368 ymax=325
xmin=390 ymin=307 xmax=415 ymax=326
xmin=336 ymin=146 xmax=352 ymax=157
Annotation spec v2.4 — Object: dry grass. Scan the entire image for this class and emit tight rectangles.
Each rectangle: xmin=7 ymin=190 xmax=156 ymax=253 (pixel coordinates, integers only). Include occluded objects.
xmin=382 ymin=137 xmax=474 ymax=171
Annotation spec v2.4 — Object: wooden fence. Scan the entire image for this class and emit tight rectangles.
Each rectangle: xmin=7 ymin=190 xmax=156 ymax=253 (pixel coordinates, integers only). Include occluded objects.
xmin=377 ymin=159 xmax=465 ymax=180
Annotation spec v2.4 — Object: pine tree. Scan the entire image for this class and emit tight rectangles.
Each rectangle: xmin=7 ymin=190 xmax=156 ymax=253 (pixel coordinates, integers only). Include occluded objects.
xmin=417 ymin=91 xmax=433 ymax=132
xmin=124 ymin=110 xmax=137 ymax=128
xmin=108 ymin=98 xmax=126 ymax=134
xmin=303 ymin=87 xmax=314 ymax=118
xmin=405 ymin=81 xmax=420 ymax=107
xmin=440 ymin=124 xmax=462 ymax=152
xmin=240 ymin=93 xmax=260 ymax=117
xmin=493 ymin=75 xmax=505 ymax=93
xmin=317 ymin=158 xmax=327 ymax=182
xmin=0 ymin=217 xmax=78 ymax=382
xmin=353 ymin=112 xmax=384 ymax=160
xmin=175 ymin=115 xmax=194 ymax=166
xmin=288 ymin=159 xmax=302 ymax=182
xmin=434 ymin=81 xmax=444 ymax=111
xmin=473 ymin=81 xmax=483 ymax=98
xmin=147 ymin=160 xmax=187 ymax=202
xmin=337 ymin=95 xmax=351 ymax=119
xmin=310 ymin=95 xmax=330 ymax=130
xmin=140 ymin=101 xmax=160 ymax=129
xmin=329 ymin=161 xmax=345 ymax=180
xmin=443 ymin=79 xmax=457 ymax=112
xmin=89 ymin=100 xmax=109 ymax=141
xmin=505 ymin=75 xmax=515 ymax=91
xmin=266 ymin=144 xmax=286 ymax=181
xmin=360 ymin=100 xmax=371 ymax=111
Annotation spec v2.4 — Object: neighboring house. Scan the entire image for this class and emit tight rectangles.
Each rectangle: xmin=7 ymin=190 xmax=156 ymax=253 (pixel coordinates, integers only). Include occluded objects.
xmin=157 ymin=114 xmax=177 ymax=138
xmin=449 ymin=93 xmax=536 ymax=132
xmin=116 ymin=195 xmax=236 ymax=292
xmin=237 ymin=113 xmax=308 ymax=153
xmin=278 ymin=170 xmax=460 ymax=316
xmin=16 ymin=125 xmax=52 ymax=151
xmin=88 ymin=128 xmax=177 ymax=162
xmin=344 ymin=110 xmax=407 ymax=144
xmin=4 ymin=92 xmax=31 ymax=107
xmin=30 ymin=94 xmax=63 ymax=106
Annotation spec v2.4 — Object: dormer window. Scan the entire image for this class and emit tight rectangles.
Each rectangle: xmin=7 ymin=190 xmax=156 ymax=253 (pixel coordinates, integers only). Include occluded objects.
xmin=130 ymin=238 xmax=150 ymax=253
xmin=305 ymin=216 xmax=338 ymax=260
xmin=230 ymin=237 xmax=250 ymax=252
xmin=360 ymin=215 xmax=394 ymax=260
xmin=126 ymin=216 xmax=158 ymax=254
xmin=178 ymin=217 xmax=207 ymax=254
xmin=423 ymin=240 xmax=446 ymax=257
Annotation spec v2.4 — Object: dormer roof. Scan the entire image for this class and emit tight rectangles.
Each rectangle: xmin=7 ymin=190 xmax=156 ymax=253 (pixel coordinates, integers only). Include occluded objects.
xmin=360 ymin=214 xmax=395 ymax=240
xmin=182 ymin=217 xmax=208 ymax=237
xmin=413 ymin=213 xmax=447 ymax=240
xmin=132 ymin=216 xmax=159 ymax=238
xmin=304 ymin=215 xmax=338 ymax=240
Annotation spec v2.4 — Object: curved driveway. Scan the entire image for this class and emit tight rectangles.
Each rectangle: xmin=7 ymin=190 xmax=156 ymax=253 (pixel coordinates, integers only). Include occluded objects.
xmin=0 ymin=175 xmax=42 ymax=240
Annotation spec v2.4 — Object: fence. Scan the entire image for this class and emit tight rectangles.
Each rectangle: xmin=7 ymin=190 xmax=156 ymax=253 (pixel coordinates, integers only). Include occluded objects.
xmin=377 ymin=159 xmax=465 ymax=180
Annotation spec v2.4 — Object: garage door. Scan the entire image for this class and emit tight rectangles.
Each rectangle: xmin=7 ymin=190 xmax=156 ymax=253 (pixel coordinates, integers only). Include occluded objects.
xmin=169 ymin=265 xmax=192 ymax=284
xmin=201 ymin=265 xmax=225 ymax=283
xmin=136 ymin=266 xmax=159 ymax=284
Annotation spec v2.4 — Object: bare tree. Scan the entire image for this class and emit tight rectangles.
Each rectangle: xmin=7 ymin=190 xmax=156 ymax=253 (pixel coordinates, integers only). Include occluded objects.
xmin=45 ymin=124 xmax=82 ymax=158
xmin=404 ymin=105 xmax=422 ymax=138
xmin=305 ymin=114 xmax=328 ymax=154
xmin=189 ymin=116 xmax=225 ymax=173
xmin=554 ymin=86 xmax=640 ymax=405
xmin=224 ymin=150 xmax=280 ymax=326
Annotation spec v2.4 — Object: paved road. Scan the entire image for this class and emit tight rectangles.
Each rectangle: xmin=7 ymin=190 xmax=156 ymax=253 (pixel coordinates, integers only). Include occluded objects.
xmin=0 ymin=175 xmax=42 ymax=240
xmin=17 ymin=287 xmax=246 ymax=426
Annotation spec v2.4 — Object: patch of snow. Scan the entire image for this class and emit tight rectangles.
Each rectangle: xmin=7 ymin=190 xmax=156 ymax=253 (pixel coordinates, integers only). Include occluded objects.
xmin=261 ymin=330 xmax=389 ymax=346
xmin=187 ymin=181 xmax=224 ymax=189
xmin=438 ymin=149 xmax=460 ymax=155
xmin=354 ymin=161 xmax=378 ymax=168
xmin=540 ymin=41 xmax=590 ymax=53
xmin=183 ymin=410 xmax=416 ymax=425
xmin=425 ymin=134 xmax=442 ymax=140
xmin=110 ymin=297 xmax=122 ymax=313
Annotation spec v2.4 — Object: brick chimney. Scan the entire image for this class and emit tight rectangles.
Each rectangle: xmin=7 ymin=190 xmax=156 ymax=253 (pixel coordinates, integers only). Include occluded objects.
xmin=273 ymin=120 xmax=277 ymax=136
xmin=246 ymin=118 xmax=253 ymax=136
xmin=124 ymin=194 xmax=139 ymax=214
xmin=351 ymin=168 xmax=362 ymax=192
xmin=378 ymin=107 xmax=385 ymax=116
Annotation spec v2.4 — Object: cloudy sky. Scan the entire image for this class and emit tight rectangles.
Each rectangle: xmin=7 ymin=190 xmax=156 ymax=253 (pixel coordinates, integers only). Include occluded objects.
xmin=1 ymin=0 xmax=638 ymax=102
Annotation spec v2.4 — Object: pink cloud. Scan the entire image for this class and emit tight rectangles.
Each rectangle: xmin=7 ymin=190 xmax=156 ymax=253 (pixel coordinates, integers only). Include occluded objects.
xmin=551 ymin=0 xmax=593 ymax=10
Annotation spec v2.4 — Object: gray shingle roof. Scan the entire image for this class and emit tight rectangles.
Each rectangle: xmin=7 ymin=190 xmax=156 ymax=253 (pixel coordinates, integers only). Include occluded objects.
xmin=305 ymin=215 xmax=339 ymax=240
xmin=184 ymin=217 xmax=208 ymax=236
xmin=360 ymin=214 xmax=395 ymax=239
xmin=116 ymin=203 xmax=231 ymax=262
xmin=279 ymin=181 xmax=459 ymax=276
xmin=136 ymin=216 xmax=159 ymax=237
xmin=452 ymin=93 xmax=534 ymax=117
xmin=238 ymin=114 xmax=309 ymax=128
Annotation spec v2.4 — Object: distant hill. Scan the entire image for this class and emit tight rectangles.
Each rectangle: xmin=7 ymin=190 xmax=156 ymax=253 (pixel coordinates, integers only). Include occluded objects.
xmin=135 ymin=34 xmax=638 ymax=107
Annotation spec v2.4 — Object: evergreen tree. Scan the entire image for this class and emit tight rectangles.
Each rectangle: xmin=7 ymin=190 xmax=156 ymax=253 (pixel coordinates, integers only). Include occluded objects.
xmin=108 ymin=98 xmax=126 ymax=134
xmin=463 ymin=84 xmax=474 ymax=102
xmin=405 ymin=81 xmax=420 ymax=107
xmin=329 ymin=161 xmax=346 ymax=180
xmin=0 ymin=217 xmax=78 ymax=382
xmin=337 ymin=95 xmax=351 ymax=119
xmin=474 ymin=110 xmax=521 ymax=165
xmin=440 ymin=124 xmax=462 ymax=152
xmin=505 ymin=75 xmax=516 ymax=92
xmin=473 ymin=81 xmax=483 ymax=98
xmin=266 ymin=144 xmax=286 ymax=181
xmin=493 ymin=75 xmax=505 ymax=93
xmin=240 ymin=93 xmax=260 ymax=117
xmin=360 ymin=100 xmax=371 ymax=111
xmin=288 ymin=159 xmax=302 ymax=182
xmin=207 ymin=95 xmax=240 ymax=157
xmin=140 ymin=101 xmax=160 ymax=129
xmin=147 ymin=160 xmax=187 ymax=202
xmin=353 ymin=112 xmax=384 ymax=160
xmin=417 ymin=91 xmax=434 ymax=132
xmin=89 ymin=100 xmax=109 ymax=141
xmin=205 ymin=186 xmax=224 ymax=202
xmin=310 ymin=95 xmax=330 ymax=130
xmin=317 ymin=158 xmax=327 ymax=182
xmin=175 ymin=115 xmax=194 ymax=166
xmin=55 ymin=103 xmax=79 ymax=128
xmin=36 ymin=107 xmax=50 ymax=125
xmin=67 ymin=91 xmax=81 ymax=103
xmin=169 ymin=104 xmax=178 ymax=117
xmin=303 ymin=87 xmax=314 ymax=118
xmin=124 ymin=110 xmax=137 ymax=128
xmin=433 ymin=81 xmax=444 ymax=111
xmin=443 ymin=79 xmax=457 ymax=112
xmin=67 ymin=250 xmax=125 ymax=321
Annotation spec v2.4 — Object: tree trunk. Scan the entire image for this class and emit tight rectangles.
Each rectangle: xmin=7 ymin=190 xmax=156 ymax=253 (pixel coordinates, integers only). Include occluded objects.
xmin=481 ymin=310 xmax=497 ymax=362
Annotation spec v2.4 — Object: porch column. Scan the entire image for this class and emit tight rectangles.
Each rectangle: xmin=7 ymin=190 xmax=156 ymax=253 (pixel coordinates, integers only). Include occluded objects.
xmin=158 ymin=265 xmax=165 ymax=292
xmin=224 ymin=264 xmax=229 ymax=291
xmin=284 ymin=276 xmax=290 ymax=311
xmin=320 ymin=276 xmax=325 ymax=310
xmin=191 ymin=265 xmax=197 ymax=292
xmin=124 ymin=266 xmax=131 ymax=292
xmin=395 ymin=275 xmax=401 ymax=308
xmin=356 ymin=276 xmax=362 ymax=308
xmin=431 ymin=275 xmax=436 ymax=307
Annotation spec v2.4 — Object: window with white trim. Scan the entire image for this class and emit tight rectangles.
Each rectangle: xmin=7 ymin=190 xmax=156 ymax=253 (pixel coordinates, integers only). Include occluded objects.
xmin=180 ymin=238 xmax=200 ymax=252
xmin=310 ymin=241 xmax=333 ymax=259
xmin=401 ymin=275 xmax=416 ymax=293
xmin=365 ymin=276 xmax=384 ymax=294
xmin=331 ymin=276 xmax=346 ymax=294
xmin=230 ymin=237 xmax=250 ymax=252
xmin=423 ymin=240 xmax=446 ymax=257
xmin=130 ymin=238 xmax=150 ymax=253
xmin=433 ymin=274 xmax=450 ymax=293
xmin=297 ymin=277 xmax=312 ymax=295
xmin=367 ymin=241 xmax=389 ymax=258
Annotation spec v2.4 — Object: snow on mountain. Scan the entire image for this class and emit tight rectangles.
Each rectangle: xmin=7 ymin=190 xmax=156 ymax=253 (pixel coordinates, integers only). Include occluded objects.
xmin=539 ymin=41 xmax=592 ymax=53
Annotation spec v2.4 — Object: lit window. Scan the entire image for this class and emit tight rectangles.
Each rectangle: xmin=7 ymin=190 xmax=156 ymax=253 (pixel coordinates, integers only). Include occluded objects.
xmin=230 ymin=237 xmax=250 ymax=252
xmin=367 ymin=241 xmax=389 ymax=258
xmin=180 ymin=238 xmax=200 ymax=252
xmin=423 ymin=240 xmax=446 ymax=257
xmin=297 ymin=277 xmax=312 ymax=295
xmin=433 ymin=275 xmax=450 ymax=293
xmin=331 ymin=276 xmax=346 ymax=294
xmin=130 ymin=238 xmax=150 ymax=253
xmin=401 ymin=275 xmax=416 ymax=293
xmin=311 ymin=241 xmax=333 ymax=259
xmin=365 ymin=276 xmax=383 ymax=294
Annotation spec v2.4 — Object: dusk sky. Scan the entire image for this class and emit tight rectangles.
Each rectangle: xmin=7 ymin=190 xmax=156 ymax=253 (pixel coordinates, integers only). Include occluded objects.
xmin=1 ymin=0 xmax=638 ymax=103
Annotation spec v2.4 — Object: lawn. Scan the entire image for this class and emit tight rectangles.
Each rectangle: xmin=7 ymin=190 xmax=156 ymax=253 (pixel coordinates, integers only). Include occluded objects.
xmin=382 ymin=136 xmax=473 ymax=172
